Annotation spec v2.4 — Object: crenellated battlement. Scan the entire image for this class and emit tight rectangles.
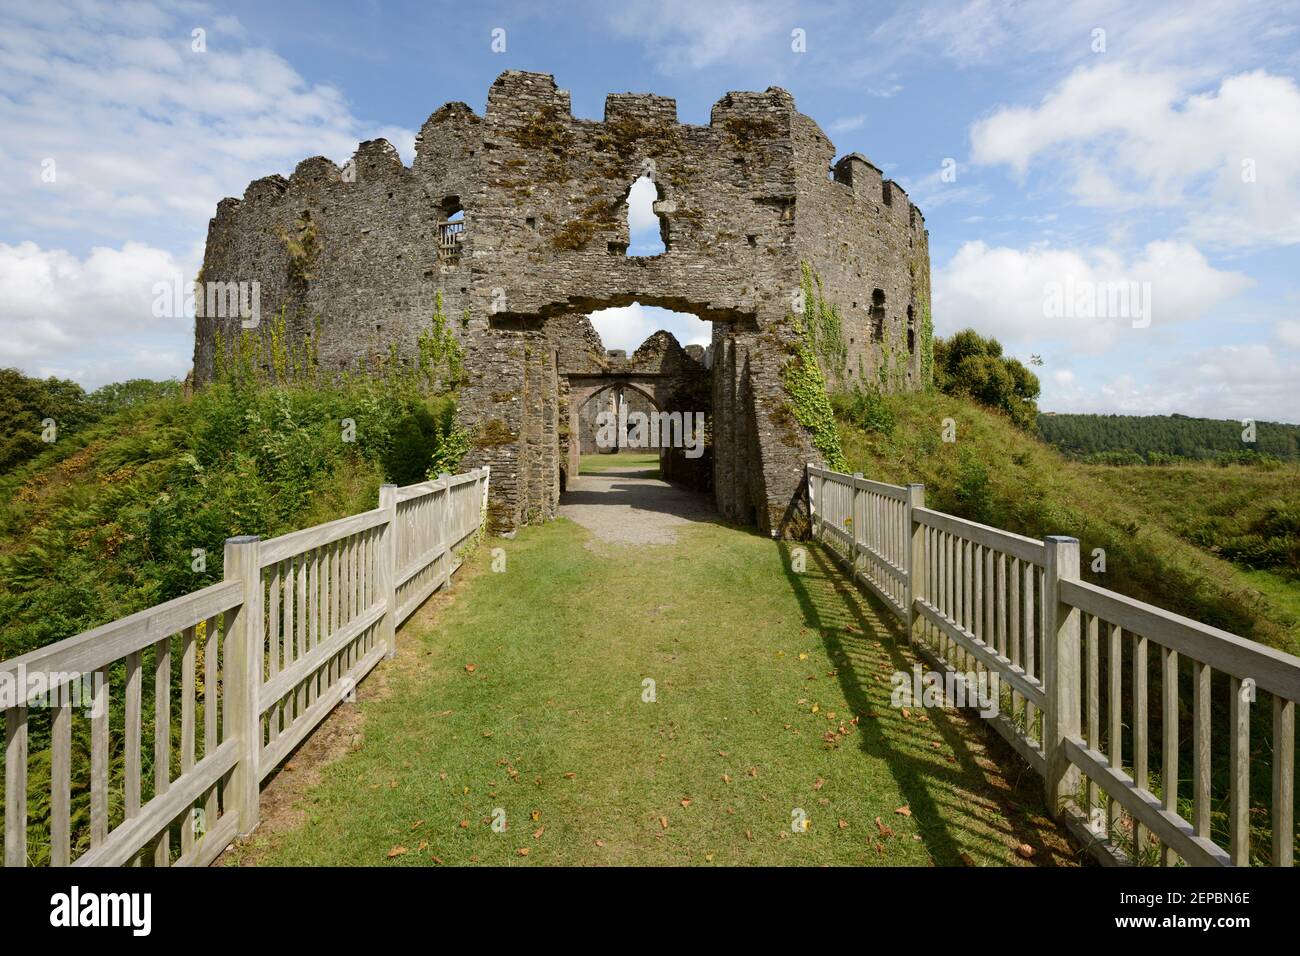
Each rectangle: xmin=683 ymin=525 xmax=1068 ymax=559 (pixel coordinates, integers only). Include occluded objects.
xmin=194 ymin=71 xmax=931 ymax=536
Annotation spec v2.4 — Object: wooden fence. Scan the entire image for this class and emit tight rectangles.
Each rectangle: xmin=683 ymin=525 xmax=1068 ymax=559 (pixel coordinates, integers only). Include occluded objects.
xmin=0 ymin=467 xmax=489 ymax=867
xmin=807 ymin=463 xmax=1298 ymax=867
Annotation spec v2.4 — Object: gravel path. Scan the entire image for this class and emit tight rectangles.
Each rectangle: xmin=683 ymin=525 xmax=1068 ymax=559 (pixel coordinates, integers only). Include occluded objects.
xmin=559 ymin=464 xmax=714 ymax=545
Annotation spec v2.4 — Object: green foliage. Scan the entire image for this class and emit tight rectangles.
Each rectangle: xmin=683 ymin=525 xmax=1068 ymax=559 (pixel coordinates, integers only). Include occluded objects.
xmin=0 ymin=367 xmax=471 ymax=661
xmin=1039 ymin=412 xmax=1300 ymax=463
xmin=933 ymin=329 xmax=1039 ymax=428
xmin=1084 ymin=463 xmax=1300 ymax=582
xmin=417 ymin=293 xmax=465 ymax=390
xmin=0 ymin=370 xmax=185 ymax=476
xmin=784 ymin=330 xmax=846 ymax=473
xmin=919 ymin=304 xmax=935 ymax=388
xmin=799 ymin=262 xmax=848 ymax=378
xmin=830 ymin=385 xmax=895 ymax=437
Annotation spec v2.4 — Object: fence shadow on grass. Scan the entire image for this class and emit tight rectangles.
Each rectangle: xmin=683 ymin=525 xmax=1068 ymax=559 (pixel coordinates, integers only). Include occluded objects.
xmin=779 ymin=540 xmax=1080 ymax=867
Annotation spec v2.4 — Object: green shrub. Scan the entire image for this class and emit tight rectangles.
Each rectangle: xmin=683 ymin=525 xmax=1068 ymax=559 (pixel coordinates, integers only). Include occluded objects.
xmin=934 ymin=329 xmax=1039 ymax=428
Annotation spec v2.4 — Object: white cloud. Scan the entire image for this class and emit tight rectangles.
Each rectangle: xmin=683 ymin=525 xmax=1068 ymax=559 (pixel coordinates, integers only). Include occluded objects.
xmin=971 ymin=65 xmax=1300 ymax=249
xmin=1277 ymin=319 xmax=1300 ymax=350
xmin=0 ymin=2 xmax=416 ymax=249
xmin=588 ymin=304 xmax=710 ymax=353
xmin=604 ymin=0 xmax=787 ymax=73
xmin=0 ymin=240 xmax=197 ymax=387
xmin=0 ymin=0 xmax=417 ymax=386
xmin=1046 ymin=344 xmax=1300 ymax=424
xmin=934 ymin=239 xmax=1252 ymax=353
xmin=829 ymin=114 xmax=865 ymax=133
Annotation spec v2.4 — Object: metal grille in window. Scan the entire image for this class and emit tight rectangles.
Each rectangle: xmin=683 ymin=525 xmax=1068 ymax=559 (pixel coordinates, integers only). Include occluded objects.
xmin=438 ymin=220 xmax=464 ymax=263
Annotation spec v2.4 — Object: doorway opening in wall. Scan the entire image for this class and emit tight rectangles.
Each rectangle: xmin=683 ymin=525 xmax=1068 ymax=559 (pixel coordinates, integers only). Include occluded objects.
xmin=566 ymin=302 xmax=713 ymax=498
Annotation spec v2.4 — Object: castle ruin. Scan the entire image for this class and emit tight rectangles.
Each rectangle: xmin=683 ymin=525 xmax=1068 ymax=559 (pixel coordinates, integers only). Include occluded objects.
xmin=193 ymin=71 xmax=932 ymax=535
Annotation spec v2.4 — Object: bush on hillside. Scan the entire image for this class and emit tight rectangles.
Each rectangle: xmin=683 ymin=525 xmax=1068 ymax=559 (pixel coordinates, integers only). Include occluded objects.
xmin=933 ymin=329 xmax=1039 ymax=429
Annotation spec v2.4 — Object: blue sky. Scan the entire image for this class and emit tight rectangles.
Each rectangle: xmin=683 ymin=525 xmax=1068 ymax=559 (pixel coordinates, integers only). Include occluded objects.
xmin=1 ymin=0 xmax=1298 ymax=421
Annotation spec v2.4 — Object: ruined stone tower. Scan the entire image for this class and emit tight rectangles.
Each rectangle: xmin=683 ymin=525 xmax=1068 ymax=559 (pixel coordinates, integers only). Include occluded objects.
xmin=194 ymin=71 xmax=931 ymax=535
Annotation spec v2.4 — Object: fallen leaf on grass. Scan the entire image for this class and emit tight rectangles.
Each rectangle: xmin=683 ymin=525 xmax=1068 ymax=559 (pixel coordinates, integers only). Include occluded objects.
xmin=387 ymin=846 xmax=408 ymax=858
xmin=417 ymin=841 xmax=428 ymax=851
xmin=516 ymin=848 xmax=529 ymax=857
xmin=533 ymin=827 xmax=544 ymax=839
xmin=530 ymin=809 xmax=541 ymax=821
xmin=435 ymin=710 xmax=453 ymax=717
xmin=459 ymin=819 xmax=470 ymax=829
xmin=722 ymin=774 xmax=732 ymax=784
xmin=595 ymin=839 xmax=606 ymax=848
xmin=960 ymin=852 xmax=976 ymax=866
xmin=680 ymin=798 xmax=692 ymax=808
xmin=838 ymin=819 xmax=849 ymax=830
xmin=894 ymin=805 xmax=912 ymax=817
xmin=659 ymin=816 xmax=669 ymax=829
xmin=875 ymin=817 xmax=894 ymax=838
xmin=1015 ymin=843 xmax=1036 ymax=859
xmin=464 ymin=663 xmax=476 ymax=673
xmin=813 ymin=777 xmax=826 ymax=791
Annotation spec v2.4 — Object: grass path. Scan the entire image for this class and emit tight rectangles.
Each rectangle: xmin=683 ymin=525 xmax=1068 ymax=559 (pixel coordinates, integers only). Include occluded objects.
xmin=230 ymin=511 xmax=1079 ymax=866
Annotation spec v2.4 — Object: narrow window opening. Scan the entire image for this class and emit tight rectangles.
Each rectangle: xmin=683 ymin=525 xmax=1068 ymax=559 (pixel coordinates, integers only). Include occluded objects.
xmin=438 ymin=198 xmax=464 ymax=264
xmin=625 ymin=175 xmax=666 ymax=257
xmin=871 ymin=289 xmax=886 ymax=342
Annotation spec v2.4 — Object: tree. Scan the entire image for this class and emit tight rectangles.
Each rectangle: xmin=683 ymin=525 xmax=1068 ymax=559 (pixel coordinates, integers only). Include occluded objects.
xmin=933 ymin=330 xmax=1039 ymax=428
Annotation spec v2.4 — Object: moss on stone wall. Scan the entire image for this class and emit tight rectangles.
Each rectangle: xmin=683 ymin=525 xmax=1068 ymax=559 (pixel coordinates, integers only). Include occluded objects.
xmin=474 ymin=418 xmax=516 ymax=447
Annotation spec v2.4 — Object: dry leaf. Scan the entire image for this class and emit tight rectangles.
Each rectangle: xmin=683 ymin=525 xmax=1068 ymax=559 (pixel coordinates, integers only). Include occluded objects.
xmin=516 ymin=847 xmax=529 ymax=857
xmin=894 ymin=805 xmax=912 ymax=817
xmin=813 ymin=777 xmax=826 ymax=791
xmin=960 ymin=852 xmax=976 ymax=866
xmin=410 ymin=820 xmax=424 ymax=830
xmin=901 ymin=707 xmax=911 ymax=719
xmin=838 ymin=819 xmax=849 ymax=830
xmin=459 ymin=819 xmax=470 ymax=829
xmin=533 ymin=827 xmax=544 ymax=839
xmin=595 ymin=839 xmax=606 ymax=848
xmin=680 ymin=798 xmax=692 ymax=808
xmin=1015 ymin=843 xmax=1036 ymax=859
xmin=464 ymin=663 xmax=476 ymax=673
xmin=530 ymin=809 xmax=541 ymax=822
xmin=875 ymin=816 xmax=894 ymax=838
xmin=659 ymin=816 xmax=669 ymax=829
xmin=387 ymin=846 xmax=408 ymax=858
xmin=722 ymin=774 xmax=732 ymax=784
xmin=417 ymin=841 xmax=428 ymax=851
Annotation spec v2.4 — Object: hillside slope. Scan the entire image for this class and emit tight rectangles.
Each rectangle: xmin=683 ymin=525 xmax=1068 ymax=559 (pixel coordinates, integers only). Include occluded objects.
xmin=835 ymin=392 xmax=1300 ymax=655
xmin=0 ymin=378 xmax=464 ymax=661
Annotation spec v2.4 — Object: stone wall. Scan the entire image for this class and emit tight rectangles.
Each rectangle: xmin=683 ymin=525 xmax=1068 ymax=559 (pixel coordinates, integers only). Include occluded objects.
xmin=194 ymin=70 xmax=931 ymax=536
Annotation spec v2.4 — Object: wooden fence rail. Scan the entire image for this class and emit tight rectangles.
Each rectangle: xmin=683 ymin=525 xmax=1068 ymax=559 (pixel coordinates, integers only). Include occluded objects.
xmin=807 ymin=463 xmax=1298 ymax=867
xmin=0 ymin=467 xmax=489 ymax=867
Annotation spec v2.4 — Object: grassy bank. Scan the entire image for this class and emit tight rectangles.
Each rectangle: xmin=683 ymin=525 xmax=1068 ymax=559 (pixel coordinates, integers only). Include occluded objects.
xmin=835 ymin=391 xmax=1300 ymax=655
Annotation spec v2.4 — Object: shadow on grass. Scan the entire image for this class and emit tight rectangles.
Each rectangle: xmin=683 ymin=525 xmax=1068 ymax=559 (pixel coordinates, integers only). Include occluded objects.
xmin=779 ymin=540 xmax=1079 ymax=867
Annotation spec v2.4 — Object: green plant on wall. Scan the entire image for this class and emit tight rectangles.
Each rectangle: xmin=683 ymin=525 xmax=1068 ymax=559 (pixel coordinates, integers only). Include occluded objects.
xmin=798 ymin=262 xmax=848 ymax=379
xmin=784 ymin=270 xmax=848 ymax=471
xmin=417 ymin=292 xmax=465 ymax=390
xmin=920 ymin=303 xmax=935 ymax=389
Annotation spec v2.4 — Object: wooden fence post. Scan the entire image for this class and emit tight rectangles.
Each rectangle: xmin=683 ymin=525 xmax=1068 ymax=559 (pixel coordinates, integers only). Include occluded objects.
xmin=378 ymin=484 xmax=398 ymax=659
xmin=480 ymin=466 xmax=491 ymax=534
xmin=806 ymin=462 xmax=818 ymax=538
xmin=437 ymin=473 xmax=453 ymax=585
xmin=1043 ymin=535 xmax=1082 ymax=814
xmin=905 ymin=483 xmax=925 ymax=643
xmin=223 ymin=534 xmax=262 ymax=836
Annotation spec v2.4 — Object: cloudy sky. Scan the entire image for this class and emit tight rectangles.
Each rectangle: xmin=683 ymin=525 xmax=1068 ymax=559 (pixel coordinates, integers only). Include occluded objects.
xmin=2 ymin=0 xmax=1298 ymax=421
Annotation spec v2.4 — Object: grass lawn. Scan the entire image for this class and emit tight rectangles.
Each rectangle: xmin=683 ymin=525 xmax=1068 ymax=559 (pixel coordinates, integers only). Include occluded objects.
xmin=229 ymin=514 xmax=1078 ymax=867
xmin=579 ymin=451 xmax=660 ymax=476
